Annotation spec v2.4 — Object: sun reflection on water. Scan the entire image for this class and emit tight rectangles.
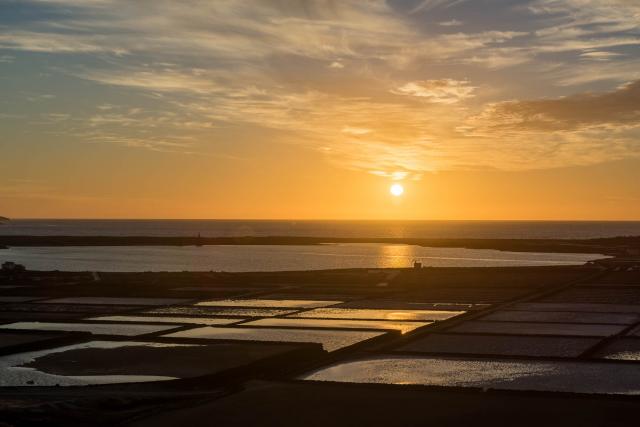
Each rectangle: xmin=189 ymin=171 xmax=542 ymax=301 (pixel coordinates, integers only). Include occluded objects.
xmin=379 ymin=244 xmax=418 ymax=268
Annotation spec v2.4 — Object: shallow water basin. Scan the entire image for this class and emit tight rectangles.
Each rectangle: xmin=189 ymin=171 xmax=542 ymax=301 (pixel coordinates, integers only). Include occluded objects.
xmin=289 ymin=308 xmax=465 ymax=321
xmin=0 ymin=341 xmax=184 ymax=386
xmin=163 ymin=326 xmax=386 ymax=352
xmin=195 ymin=299 xmax=342 ymax=308
xmin=301 ymin=356 xmax=640 ymax=394
xmin=145 ymin=307 xmax=297 ymax=317
xmin=449 ymin=321 xmax=624 ymax=337
xmin=242 ymin=318 xmax=431 ymax=334
xmin=37 ymin=297 xmax=189 ymax=306
xmin=0 ymin=322 xmax=179 ymax=336
xmin=87 ymin=315 xmax=242 ymax=326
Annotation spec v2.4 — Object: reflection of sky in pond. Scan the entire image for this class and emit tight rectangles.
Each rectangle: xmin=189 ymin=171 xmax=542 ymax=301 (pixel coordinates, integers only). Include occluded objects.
xmin=0 ymin=341 xmax=191 ymax=386
xmin=145 ymin=307 xmax=296 ymax=317
xmin=87 ymin=316 xmax=242 ymax=326
xmin=602 ymin=351 xmax=640 ymax=361
xmin=596 ymin=339 xmax=640 ymax=361
xmin=164 ymin=326 xmax=385 ymax=352
xmin=195 ymin=299 xmax=341 ymax=308
xmin=37 ymin=297 xmax=188 ymax=306
xmin=0 ymin=322 xmax=178 ymax=336
xmin=302 ymin=356 xmax=640 ymax=395
xmin=242 ymin=318 xmax=431 ymax=334
xmin=289 ymin=308 xmax=465 ymax=321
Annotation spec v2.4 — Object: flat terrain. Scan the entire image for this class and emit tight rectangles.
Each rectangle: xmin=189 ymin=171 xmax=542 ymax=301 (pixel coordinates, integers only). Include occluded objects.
xmin=1 ymin=261 xmax=640 ymax=426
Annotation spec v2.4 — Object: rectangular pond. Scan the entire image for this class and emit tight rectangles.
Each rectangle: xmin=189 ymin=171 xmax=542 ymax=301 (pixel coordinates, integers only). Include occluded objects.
xmin=0 ymin=322 xmax=179 ymax=336
xmin=195 ymin=299 xmax=342 ymax=308
xmin=242 ymin=318 xmax=431 ymax=334
xmin=594 ymin=338 xmax=640 ymax=361
xmin=145 ymin=307 xmax=297 ymax=318
xmin=301 ymin=356 xmax=640 ymax=394
xmin=289 ymin=308 xmax=465 ymax=321
xmin=396 ymin=334 xmax=600 ymax=357
xmin=509 ymin=303 xmax=640 ymax=313
xmin=479 ymin=310 xmax=639 ymax=325
xmin=449 ymin=321 xmax=625 ymax=337
xmin=37 ymin=297 xmax=189 ymax=306
xmin=87 ymin=315 xmax=243 ymax=326
xmin=163 ymin=326 xmax=386 ymax=352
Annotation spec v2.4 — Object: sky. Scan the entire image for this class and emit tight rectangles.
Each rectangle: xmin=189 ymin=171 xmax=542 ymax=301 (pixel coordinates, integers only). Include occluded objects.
xmin=1 ymin=0 xmax=640 ymax=220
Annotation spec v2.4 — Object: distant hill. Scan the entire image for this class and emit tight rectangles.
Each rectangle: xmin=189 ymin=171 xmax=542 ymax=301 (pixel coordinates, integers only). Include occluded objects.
xmin=0 ymin=216 xmax=9 ymax=222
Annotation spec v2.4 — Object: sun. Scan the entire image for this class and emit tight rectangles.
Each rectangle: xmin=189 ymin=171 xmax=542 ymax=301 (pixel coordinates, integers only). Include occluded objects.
xmin=390 ymin=183 xmax=404 ymax=197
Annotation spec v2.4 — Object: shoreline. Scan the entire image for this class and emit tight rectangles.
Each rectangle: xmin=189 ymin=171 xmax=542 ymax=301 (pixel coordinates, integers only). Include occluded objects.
xmin=1 ymin=235 xmax=639 ymax=256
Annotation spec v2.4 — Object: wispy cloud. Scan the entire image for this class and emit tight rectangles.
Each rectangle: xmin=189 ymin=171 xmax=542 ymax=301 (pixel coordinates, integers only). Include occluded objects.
xmin=409 ymin=0 xmax=470 ymax=14
xmin=0 ymin=31 xmax=127 ymax=54
xmin=580 ymin=51 xmax=624 ymax=61
xmin=470 ymin=80 xmax=640 ymax=132
xmin=2 ymin=0 xmax=640 ymax=177
xmin=439 ymin=19 xmax=463 ymax=27
xmin=392 ymin=79 xmax=475 ymax=104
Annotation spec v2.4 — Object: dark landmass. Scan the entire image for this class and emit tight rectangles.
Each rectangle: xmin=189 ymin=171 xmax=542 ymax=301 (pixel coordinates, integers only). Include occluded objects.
xmin=2 ymin=263 xmax=640 ymax=426
xmin=131 ymin=380 xmax=640 ymax=427
xmin=1 ymin=234 xmax=639 ymax=255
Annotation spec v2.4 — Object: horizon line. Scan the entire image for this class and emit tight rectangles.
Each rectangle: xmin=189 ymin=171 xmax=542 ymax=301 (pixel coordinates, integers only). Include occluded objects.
xmin=4 ymin=218 xmax=640 ymax=222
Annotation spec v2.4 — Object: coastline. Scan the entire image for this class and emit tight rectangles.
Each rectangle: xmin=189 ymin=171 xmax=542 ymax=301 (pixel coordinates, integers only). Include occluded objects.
xmin=1 ymin=235 xmax=638 ymax=256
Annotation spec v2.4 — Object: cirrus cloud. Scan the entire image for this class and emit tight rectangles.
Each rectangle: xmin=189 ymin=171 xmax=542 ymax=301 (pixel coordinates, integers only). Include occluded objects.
xmin=2 ymin=0 xmax=640 ymax=178
xmin=391 ymin=79 xmax=476 ymax=104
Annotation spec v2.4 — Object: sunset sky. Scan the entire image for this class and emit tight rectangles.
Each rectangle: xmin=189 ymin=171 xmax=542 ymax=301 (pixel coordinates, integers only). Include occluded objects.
xmin=1 ymin=0 xmax=640 ymax=219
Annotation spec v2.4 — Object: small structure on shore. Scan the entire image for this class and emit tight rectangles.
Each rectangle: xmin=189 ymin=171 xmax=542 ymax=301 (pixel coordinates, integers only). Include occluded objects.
xmin=2 ymin=261 xmax=26 ymax=273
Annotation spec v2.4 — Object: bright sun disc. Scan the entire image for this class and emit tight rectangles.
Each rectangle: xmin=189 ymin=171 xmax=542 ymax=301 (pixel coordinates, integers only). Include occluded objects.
xmin=390 ymin=183 xmax=404 ymax=196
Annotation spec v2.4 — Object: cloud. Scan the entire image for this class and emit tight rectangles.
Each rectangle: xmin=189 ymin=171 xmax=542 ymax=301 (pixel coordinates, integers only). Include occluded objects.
xmin=392 ymin=79 xmax=475 ymax=104
xmin=0 ymin=31 xmax=127 ymax=54
xmin=409 ymin=0 xmax=470 ymax=14
xmin=342 ymin=126 xmax=371 ymax=135
xmin=4 ymin=1 xmax=526 ymax=68
xmin=463 ymin=48 xmax=532 ymax=69
xmin=4 ymin=0 xmax=640 ymax=176
xmin=80 ymin=68 xmax=226 ymax=93
xmin=453 ymin=80 xmax=640 ymax=170
xmin=551 ymin=58 xmax=640 ymax=86
xmin=471 ymin=80 xmax=640 ymax=132
xmin=580 ymin=51 xmax=624 ymax=61
xmin=342 ymin=126 xmax=371 ymax=136
xmin=528 ymin=1 xmax=640 ymax=52
xmin=439 ymin=19 xmax=463 ymax=27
